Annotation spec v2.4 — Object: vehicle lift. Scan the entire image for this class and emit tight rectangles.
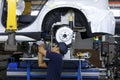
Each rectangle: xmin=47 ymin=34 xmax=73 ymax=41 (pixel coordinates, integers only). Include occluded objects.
xmin=4 ymin=0 xmax=18 ymax=51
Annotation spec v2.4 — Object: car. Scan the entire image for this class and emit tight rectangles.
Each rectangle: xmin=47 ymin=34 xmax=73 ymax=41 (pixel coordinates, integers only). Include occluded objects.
xmin=0 ymin=0 xmax=115 ymax=51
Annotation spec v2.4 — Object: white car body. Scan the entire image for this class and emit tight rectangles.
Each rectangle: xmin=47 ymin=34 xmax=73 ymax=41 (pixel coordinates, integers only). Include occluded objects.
xmin=0 ymin=0 xmax=115 ymax=41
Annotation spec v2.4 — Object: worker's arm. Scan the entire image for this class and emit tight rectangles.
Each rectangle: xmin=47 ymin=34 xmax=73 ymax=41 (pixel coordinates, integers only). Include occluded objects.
xmin=38 ymin=53 xmax=47 ymax=68
xmin=38 ymin=44 xmax=47 ymax=68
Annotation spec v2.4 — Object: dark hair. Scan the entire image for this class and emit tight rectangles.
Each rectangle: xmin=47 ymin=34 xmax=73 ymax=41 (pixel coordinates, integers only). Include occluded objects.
xmin=57 ymin=42 xmax=68 ymax=56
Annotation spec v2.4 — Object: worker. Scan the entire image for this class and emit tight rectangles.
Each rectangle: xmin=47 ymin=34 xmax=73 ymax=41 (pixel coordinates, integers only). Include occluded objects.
xmin=37 ymin=41 xmax=68 ymax=80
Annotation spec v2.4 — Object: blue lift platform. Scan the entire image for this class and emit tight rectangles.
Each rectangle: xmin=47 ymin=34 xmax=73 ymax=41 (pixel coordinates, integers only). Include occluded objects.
xmin=7 ymin=57 xmax=106 ymax=80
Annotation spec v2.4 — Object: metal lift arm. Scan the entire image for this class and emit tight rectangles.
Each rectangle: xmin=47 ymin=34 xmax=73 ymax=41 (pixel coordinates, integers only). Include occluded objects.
xmin=4 ymin=0 xmax=18 ymax=51
xmin=6 ymin=0 xmax=17 ymax=31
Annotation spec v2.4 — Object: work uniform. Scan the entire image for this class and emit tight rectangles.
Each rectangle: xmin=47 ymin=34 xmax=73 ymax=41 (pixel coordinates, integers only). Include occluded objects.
xmin=46 ymin=51 xmax=63 ymax=80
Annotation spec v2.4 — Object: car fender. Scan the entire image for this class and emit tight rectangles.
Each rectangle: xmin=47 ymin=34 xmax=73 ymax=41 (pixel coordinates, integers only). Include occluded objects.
xmin=31 ymin=0 xmax=115 ymax=34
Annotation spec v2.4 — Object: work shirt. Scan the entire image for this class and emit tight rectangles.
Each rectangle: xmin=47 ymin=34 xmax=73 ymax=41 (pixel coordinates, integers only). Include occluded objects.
xmin=46 ymin=51 xmax=63 ymax=80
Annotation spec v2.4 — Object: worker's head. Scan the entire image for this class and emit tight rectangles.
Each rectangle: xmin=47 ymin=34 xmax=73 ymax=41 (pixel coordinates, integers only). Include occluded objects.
xmin=36 ymin=41 xmax=68 ymax=56
xmin=52 ymin=42 xmax=68 ymax=56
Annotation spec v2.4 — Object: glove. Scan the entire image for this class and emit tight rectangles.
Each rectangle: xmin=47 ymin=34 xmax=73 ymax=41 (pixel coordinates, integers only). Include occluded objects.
xmin=36 ymin=40 xmax=44 ymax=46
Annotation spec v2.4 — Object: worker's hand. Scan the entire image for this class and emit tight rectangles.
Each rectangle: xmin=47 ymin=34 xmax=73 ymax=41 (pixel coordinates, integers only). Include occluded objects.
xmin=36 ymin=41 xmax=46 ymax=56
xmin=36 ymin=41 xmax=44 ymax=46
xmin=51 ymin=45 xmax=60 ymax=53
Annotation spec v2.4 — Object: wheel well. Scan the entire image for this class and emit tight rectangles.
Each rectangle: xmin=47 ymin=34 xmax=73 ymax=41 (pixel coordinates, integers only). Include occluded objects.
xmin=41 ymin=7 xmax=93 ymax=40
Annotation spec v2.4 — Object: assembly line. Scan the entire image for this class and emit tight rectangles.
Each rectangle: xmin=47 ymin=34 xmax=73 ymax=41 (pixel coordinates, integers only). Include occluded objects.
xmin=0 ymin=0 xmax=120 ymax=80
